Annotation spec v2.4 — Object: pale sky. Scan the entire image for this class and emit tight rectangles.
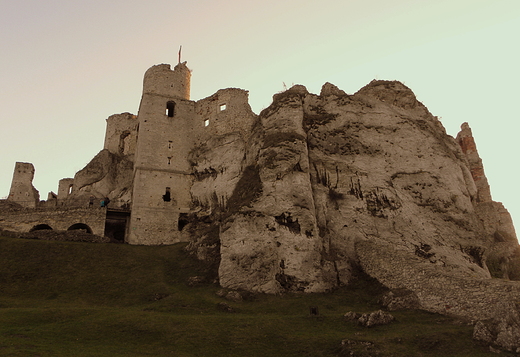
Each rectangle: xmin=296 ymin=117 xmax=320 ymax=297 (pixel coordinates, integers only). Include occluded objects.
xmin=1 ymin=0 xmax=519 ymax=231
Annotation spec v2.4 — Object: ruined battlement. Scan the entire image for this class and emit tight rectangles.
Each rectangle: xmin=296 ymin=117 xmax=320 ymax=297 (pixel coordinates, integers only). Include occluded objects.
xmin=142 ymin=62 xmax=191 ymax=100
xmin=195 ymin=88 xmax=257 ymax=141
xmin=7 ymin=162 xmax=40 ymax=208
xmin=103 ymin=113 xmax=138 ymax=158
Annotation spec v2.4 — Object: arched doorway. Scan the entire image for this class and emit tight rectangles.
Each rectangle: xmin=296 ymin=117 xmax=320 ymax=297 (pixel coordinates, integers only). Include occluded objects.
xmin=30 ymin=224 xmax=53 ymax=232
xmin=67 ymin=223 xmax=93 ymax=234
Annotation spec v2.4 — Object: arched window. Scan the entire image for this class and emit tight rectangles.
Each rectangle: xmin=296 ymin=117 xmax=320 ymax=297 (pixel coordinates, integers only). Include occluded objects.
xmin=166 ymin=101 xmax=176 ymax=117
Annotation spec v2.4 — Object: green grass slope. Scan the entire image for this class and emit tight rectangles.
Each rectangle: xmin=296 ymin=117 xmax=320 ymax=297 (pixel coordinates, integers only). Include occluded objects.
xmin=0 ymin=236 xmax=511 ymax=356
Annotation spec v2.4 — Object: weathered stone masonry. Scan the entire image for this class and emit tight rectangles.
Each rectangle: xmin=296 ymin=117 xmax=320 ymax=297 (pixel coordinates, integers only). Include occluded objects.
xmin=0 ymin=206 xmax=106 ymax=236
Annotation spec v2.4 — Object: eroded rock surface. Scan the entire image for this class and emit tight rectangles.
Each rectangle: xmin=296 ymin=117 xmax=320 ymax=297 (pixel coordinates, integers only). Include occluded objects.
xmin=64 ymin=149 xmax=134 ymax=208
xmin=184 ymin=80 xmax=520 ymax=351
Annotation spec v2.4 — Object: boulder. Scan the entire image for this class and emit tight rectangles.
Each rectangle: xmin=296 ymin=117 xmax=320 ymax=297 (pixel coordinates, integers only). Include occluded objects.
xmin=358 ymin=310 xmax=395 ymax=327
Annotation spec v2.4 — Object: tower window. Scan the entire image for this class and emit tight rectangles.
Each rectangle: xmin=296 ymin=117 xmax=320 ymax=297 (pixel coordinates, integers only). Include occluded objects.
xmin=167 ymin=157 xmax=172 ymax=165
xmin=204 ymin=119 xmax=210 ymax=127
xmin=166 ymin=101 xmax=176 ymax=117
xmin=168 ymin=141 xmax=173 ymax=149
xmin=163 ymin=187 xmax=171 ymax=202
xmin=219 ymin=103 xmax=227 ymax=111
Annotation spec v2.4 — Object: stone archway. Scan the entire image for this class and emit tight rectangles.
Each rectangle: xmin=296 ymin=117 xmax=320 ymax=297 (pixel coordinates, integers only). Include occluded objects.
xmin=30 ymin=224 xmax=53 ymax=232
xmin=67 ymin=223 xmax=93 ymax=234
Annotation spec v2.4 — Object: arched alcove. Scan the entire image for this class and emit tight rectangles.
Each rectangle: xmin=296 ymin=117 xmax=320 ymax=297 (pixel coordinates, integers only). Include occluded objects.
xmin=30 ymin=224 xmax=53 ymax=232
xmin=67 ymin=223 xmax=93 ymax=234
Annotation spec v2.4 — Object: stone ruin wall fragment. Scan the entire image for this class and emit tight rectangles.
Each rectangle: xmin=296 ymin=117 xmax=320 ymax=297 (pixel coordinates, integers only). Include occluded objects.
xmin=7 ymin=162 xmax=40 ymax=208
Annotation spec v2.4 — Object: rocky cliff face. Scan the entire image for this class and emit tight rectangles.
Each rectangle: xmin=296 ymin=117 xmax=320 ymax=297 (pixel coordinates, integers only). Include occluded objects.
xmin=185 ymin=80 xmax=520 ymax=351
xmin=65 ymin=149 xmax=134 ymax=207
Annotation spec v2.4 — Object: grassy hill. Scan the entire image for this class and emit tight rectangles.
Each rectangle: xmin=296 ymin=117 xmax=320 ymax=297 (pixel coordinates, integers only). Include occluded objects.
xmin=0 ymin=236 xmax=511 ymax=356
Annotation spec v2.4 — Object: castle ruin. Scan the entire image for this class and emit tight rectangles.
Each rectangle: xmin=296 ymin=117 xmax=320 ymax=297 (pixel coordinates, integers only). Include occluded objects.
xmin=1 ymin=62 xmax=256 ymax=244
xmin=2 ymin=62 xmax=520 ymax=351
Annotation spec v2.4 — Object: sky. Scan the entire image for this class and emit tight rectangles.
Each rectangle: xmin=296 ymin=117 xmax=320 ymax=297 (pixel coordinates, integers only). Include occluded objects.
xmin=1 ymin=0 xmax=519 ymax=231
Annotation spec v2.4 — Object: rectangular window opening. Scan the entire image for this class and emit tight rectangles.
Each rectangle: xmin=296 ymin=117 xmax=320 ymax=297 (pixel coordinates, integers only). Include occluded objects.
xmin=166 ymin=101 xmax=176 ymax=117
xmin=204 ymin=119 xmax=210 ymax=127
xmin=163 ymin=187 xmax=171 ymax=202
xmin=168 ymin=141 xmax=173 ymax=149
xmin=219 ymin=103 xmax=227 ymax=111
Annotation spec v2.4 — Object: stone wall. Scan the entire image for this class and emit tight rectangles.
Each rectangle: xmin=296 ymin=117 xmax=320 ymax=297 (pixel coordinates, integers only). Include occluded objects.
xmin=57 ymin=178 xmax=74 ymax=200
xmin=0 ymin=207 xmax=106 ymax=236
xmin=7 ymin=162 xmax=40 ymax=208
xmin=194 ymin=88 xmax=257 ymax=142
xmin=103 ymin=112 xmax=138 ymax=158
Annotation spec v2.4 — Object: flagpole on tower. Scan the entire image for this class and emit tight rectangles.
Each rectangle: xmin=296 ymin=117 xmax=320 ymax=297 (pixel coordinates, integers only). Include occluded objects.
xmin=178 ymin=45 xmax=182 ymax=64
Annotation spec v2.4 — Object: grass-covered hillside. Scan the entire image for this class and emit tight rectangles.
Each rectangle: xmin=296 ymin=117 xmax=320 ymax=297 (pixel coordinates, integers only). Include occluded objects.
xmin=0 ymin=236 xmax=511 ymax=356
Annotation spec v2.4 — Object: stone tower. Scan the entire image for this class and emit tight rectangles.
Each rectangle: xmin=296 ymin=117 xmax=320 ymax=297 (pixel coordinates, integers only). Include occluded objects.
xmin=8 ymin=162 xmax=40 ymax=208
xmin=127 ymin=63 xmax=195 ymax=244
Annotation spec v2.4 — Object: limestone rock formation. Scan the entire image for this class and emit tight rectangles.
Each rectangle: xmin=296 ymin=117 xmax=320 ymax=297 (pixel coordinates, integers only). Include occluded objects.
xmin=379 ymin=289 xmax=421 ymax=311
xmin=457 ymin=122 xmax=519 ymax=280
xmin=70 ymin=150 xmax=134 ymax=204
xmin=185 ymin=80 xmax=520 ymax=351
xmin=59 ymin=149 xmax=134 ymax=208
